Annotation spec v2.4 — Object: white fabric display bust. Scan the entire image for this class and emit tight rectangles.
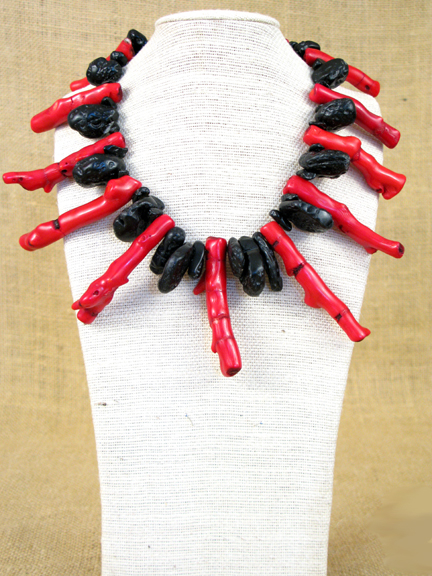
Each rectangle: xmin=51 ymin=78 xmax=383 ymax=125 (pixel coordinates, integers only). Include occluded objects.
xmin=54 ymin=10 xmax=382 ymax=576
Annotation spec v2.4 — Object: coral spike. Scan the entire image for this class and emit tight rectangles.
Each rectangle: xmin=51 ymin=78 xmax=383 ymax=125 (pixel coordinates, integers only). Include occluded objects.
xmin=194 ymin=237 xmax=242 ymax=377
xmin=19 ymin=175 xmax=140 ymax=251
xmin=309 ymin=84 xmax=400 ymax=149
xmin=260 ymin=221 xmax=370 ymax=342
xmin=70 ymin=38 xmax=134 ymax=91
xmin=72 ymin=215 xmax=175 ymax=323
xmin=304 ymin=48 xmax=380 ymax=96
xmin=303 ymin=126 xmax=406 ymax=198
xmin=3 ymin=133 xmax=125 ymax=193
xmin=284 ymin=176 xmax=404 ymax=258
xmin=30 ymin=83 xmax=122 ymax=133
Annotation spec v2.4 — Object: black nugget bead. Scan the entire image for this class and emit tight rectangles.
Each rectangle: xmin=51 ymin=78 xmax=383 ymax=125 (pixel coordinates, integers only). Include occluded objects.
xmin=127 ymin=29 xmax=148 ymax=55
xmin=86 ymin=57 xmax=123 ymax=86
xmin=312 ymin=58 xmax=349 ymax=89
xmin=227 ymin=237 xmax=246 ymax=278
xmin=289 ymin=40 xmax=321 ymax=59
xmin=252 ymin=232 xmax=283 ymax=292
xmin=279 ymin=194 xmax=333 ymax=233
xmin=188 ymin=241 xmax=206 ymax=280
xmin=72 ymin=153 xmax=128 ymax=187
xmin=238 ymin=237 xmax=266 ymax=297
xmin=297 ymin=148 xmax=351 ymax=180
xmin=68 ymin=97 xmax=119 ymax=139
xmin=309 ymin=98 xmax=356 ymax=132
xmin=158 ymin=243 xmax=194 ymax=294
xmin=110 ymin=51 xmax=128 ymax=67
xmin=269 ymin=209 xmax=292 ymax=232
xmin=132 ymin=187 xmax=150 ymax=203
xmin=114 ymin=197 xmax=164 ymax=242
xmin=150 ymin=227 xmax=186 ymax=274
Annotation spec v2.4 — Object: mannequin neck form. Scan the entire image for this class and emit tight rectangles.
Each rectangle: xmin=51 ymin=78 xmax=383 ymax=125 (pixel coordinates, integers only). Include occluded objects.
xmin=54 ymin=11 xmax=382 ymax=576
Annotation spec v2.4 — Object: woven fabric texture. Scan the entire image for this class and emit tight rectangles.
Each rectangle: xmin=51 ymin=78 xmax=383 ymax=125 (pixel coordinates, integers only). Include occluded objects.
xmin=1 ymin=1 xmax=431 ymax=576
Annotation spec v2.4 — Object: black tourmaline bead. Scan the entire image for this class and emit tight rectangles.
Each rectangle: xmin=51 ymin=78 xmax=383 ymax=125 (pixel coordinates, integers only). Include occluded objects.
xmin=158 ymin=243 xmax=194 ymax=294
xmin=188 ymin=241 xmax=206 ymax=280
xmin=269 ymin=209 xmax=293 ymax=232
xmin=311 ymin=58 xmax=349 ymax=89
xmin=289 ymin=40 xmax=321 ymax=59
xmin=227 ymin=237 xmax=246 ymax=278
xmin=113 ymin=197 xmax=164 ymax=242
xmin=109 ymin=51 xmax=128 ymax=67
xmin=309 ymin=98 xmax=356 ymax=132
xmin=297 ymin=147 xmax=351 ymax=180
xmin=238 ymin=236 xmax=266 ymax=297
xmin=127 ymin=29 xmax=148 ymax=54
xmin=102 ymin=145 xmax=128 ymax=158
xmin=72 ymin=153 xmax=128 ymax=187
xmin=279 ymin=194 xmax=333 ymax=233
xmin=149 ymin=227 xmax=186 ymax=274
xmin=68 ymin=97 xmax=119 ymax=139
xmin=86 ymin=57 xmax=123 ymax=86
xmin=131 ymin=187 xmax=150 ymax=203
xmin=252 ymin=232 xmax=283 ymax=292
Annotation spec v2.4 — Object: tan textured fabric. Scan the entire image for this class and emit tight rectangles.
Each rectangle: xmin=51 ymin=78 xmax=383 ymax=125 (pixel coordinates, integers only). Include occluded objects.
xmin=0 ymin=1 xmax=430 ymax=575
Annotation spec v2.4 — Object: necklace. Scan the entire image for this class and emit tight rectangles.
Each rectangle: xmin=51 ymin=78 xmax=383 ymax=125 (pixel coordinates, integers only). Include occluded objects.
xmin=3 ymin=28 xmax=405 ymax=377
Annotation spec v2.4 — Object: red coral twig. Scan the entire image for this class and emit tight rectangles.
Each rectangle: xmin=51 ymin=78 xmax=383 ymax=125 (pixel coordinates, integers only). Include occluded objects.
xmin=260 ymin=221 xmax=370 ymax=342
xmin=303 ymin=126 xmax=406 ymax=199
xmin=284 ymin=176 xmax=404 ymax=258
xmin=72 ymin=214 xmax=175 ymax=324
xmin=193 ymin=237 xmax=242 ymax=377
xmin=3 ymin=132 xmax=126 ymax=193
xmin=19 ymin=175 xmax=141 ymax=251
xmin=309 ymin=84 xmax=400 ymax=149
xmin=30 ymin=83 xmax=123 ymax=133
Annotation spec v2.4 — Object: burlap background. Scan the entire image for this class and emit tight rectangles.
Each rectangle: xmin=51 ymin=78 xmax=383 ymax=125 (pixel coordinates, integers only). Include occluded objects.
xmin=1 ymin=1 xmax=430 ymax=574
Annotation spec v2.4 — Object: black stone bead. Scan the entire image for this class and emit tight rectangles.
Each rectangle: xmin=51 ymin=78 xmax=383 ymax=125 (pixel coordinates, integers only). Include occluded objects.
xmin=131 ymin=187 xmax=150 ymax=203
xmin=86 ymin=57 xmax=123 ymax=86
xmin=252 ymin=232 xmax=283 ymax=292
xmin=279 ymin=194 xmax=333 ymax=233
xmin=308 ymin=143 xmax=325 ymax=153
xmin=109 ymin=51 xmax=128 ymax=67
xmin=149 ymin=227 xmax=186 ymax=274
xmin=297 ymin=148 xmax=351 ymax=180
xmin=290 ymin=40 xmax=321 ymax=59
xmin=72 ymin=154 xmax=128 ymax=187
xmin=127 ymin=29 xmax=148 ymax=55
xmin=269 ymin=209 xmax=292 ymax=232
xmin=158 ymin=243 xmax=194 ymax=294
xmin=238 ymin=236 xmax=266 ymax=297
xmin=68 ymin=97 xmax=119 ymax=139
xmin=113 ymin=196 xmax=164 ymax=242
xmin=103 ymin=145 xmax=127 ymax=158
xmin=227 ymin=237 xmax=246 ymax=278
xmin=312 ymin=58 xmax=349 ymax=89
xmin=188 ymin=241 xmax=206 ymax=280
xmin=309 ymin=98 xmax=356 ymax=132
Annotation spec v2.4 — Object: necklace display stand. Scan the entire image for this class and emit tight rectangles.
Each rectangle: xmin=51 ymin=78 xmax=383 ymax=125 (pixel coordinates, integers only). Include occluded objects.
xmin=53 ymin=10 xmax=382 ymax=575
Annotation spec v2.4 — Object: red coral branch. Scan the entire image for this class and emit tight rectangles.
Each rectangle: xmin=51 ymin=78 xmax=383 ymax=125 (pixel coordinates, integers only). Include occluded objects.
xmin=19 ymin=175 xmax=140 ymax=251
xmin=309 ymin=84 xmax=400 ymax=149
xmin=70 ymin=38 xmax=134 ymax=92
xmin=30 ymin=83 xmax=123 ymax=133
xmin=303 ymin=126 xmax=406 ymax=199
xmin=3 ymin=132 xmax=125 ymax=193
xmin=72 ymin=214 xmax=175 ymax=324
xmin=260 ymin=221 xmax=370 ymax=342
xmin=304 ymin=48 xmax=380 ymax=96
xmin=284 ymin=176 xmax=404 ymax=258
xmin=193 ymin=237 xmax=242 ymax=377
